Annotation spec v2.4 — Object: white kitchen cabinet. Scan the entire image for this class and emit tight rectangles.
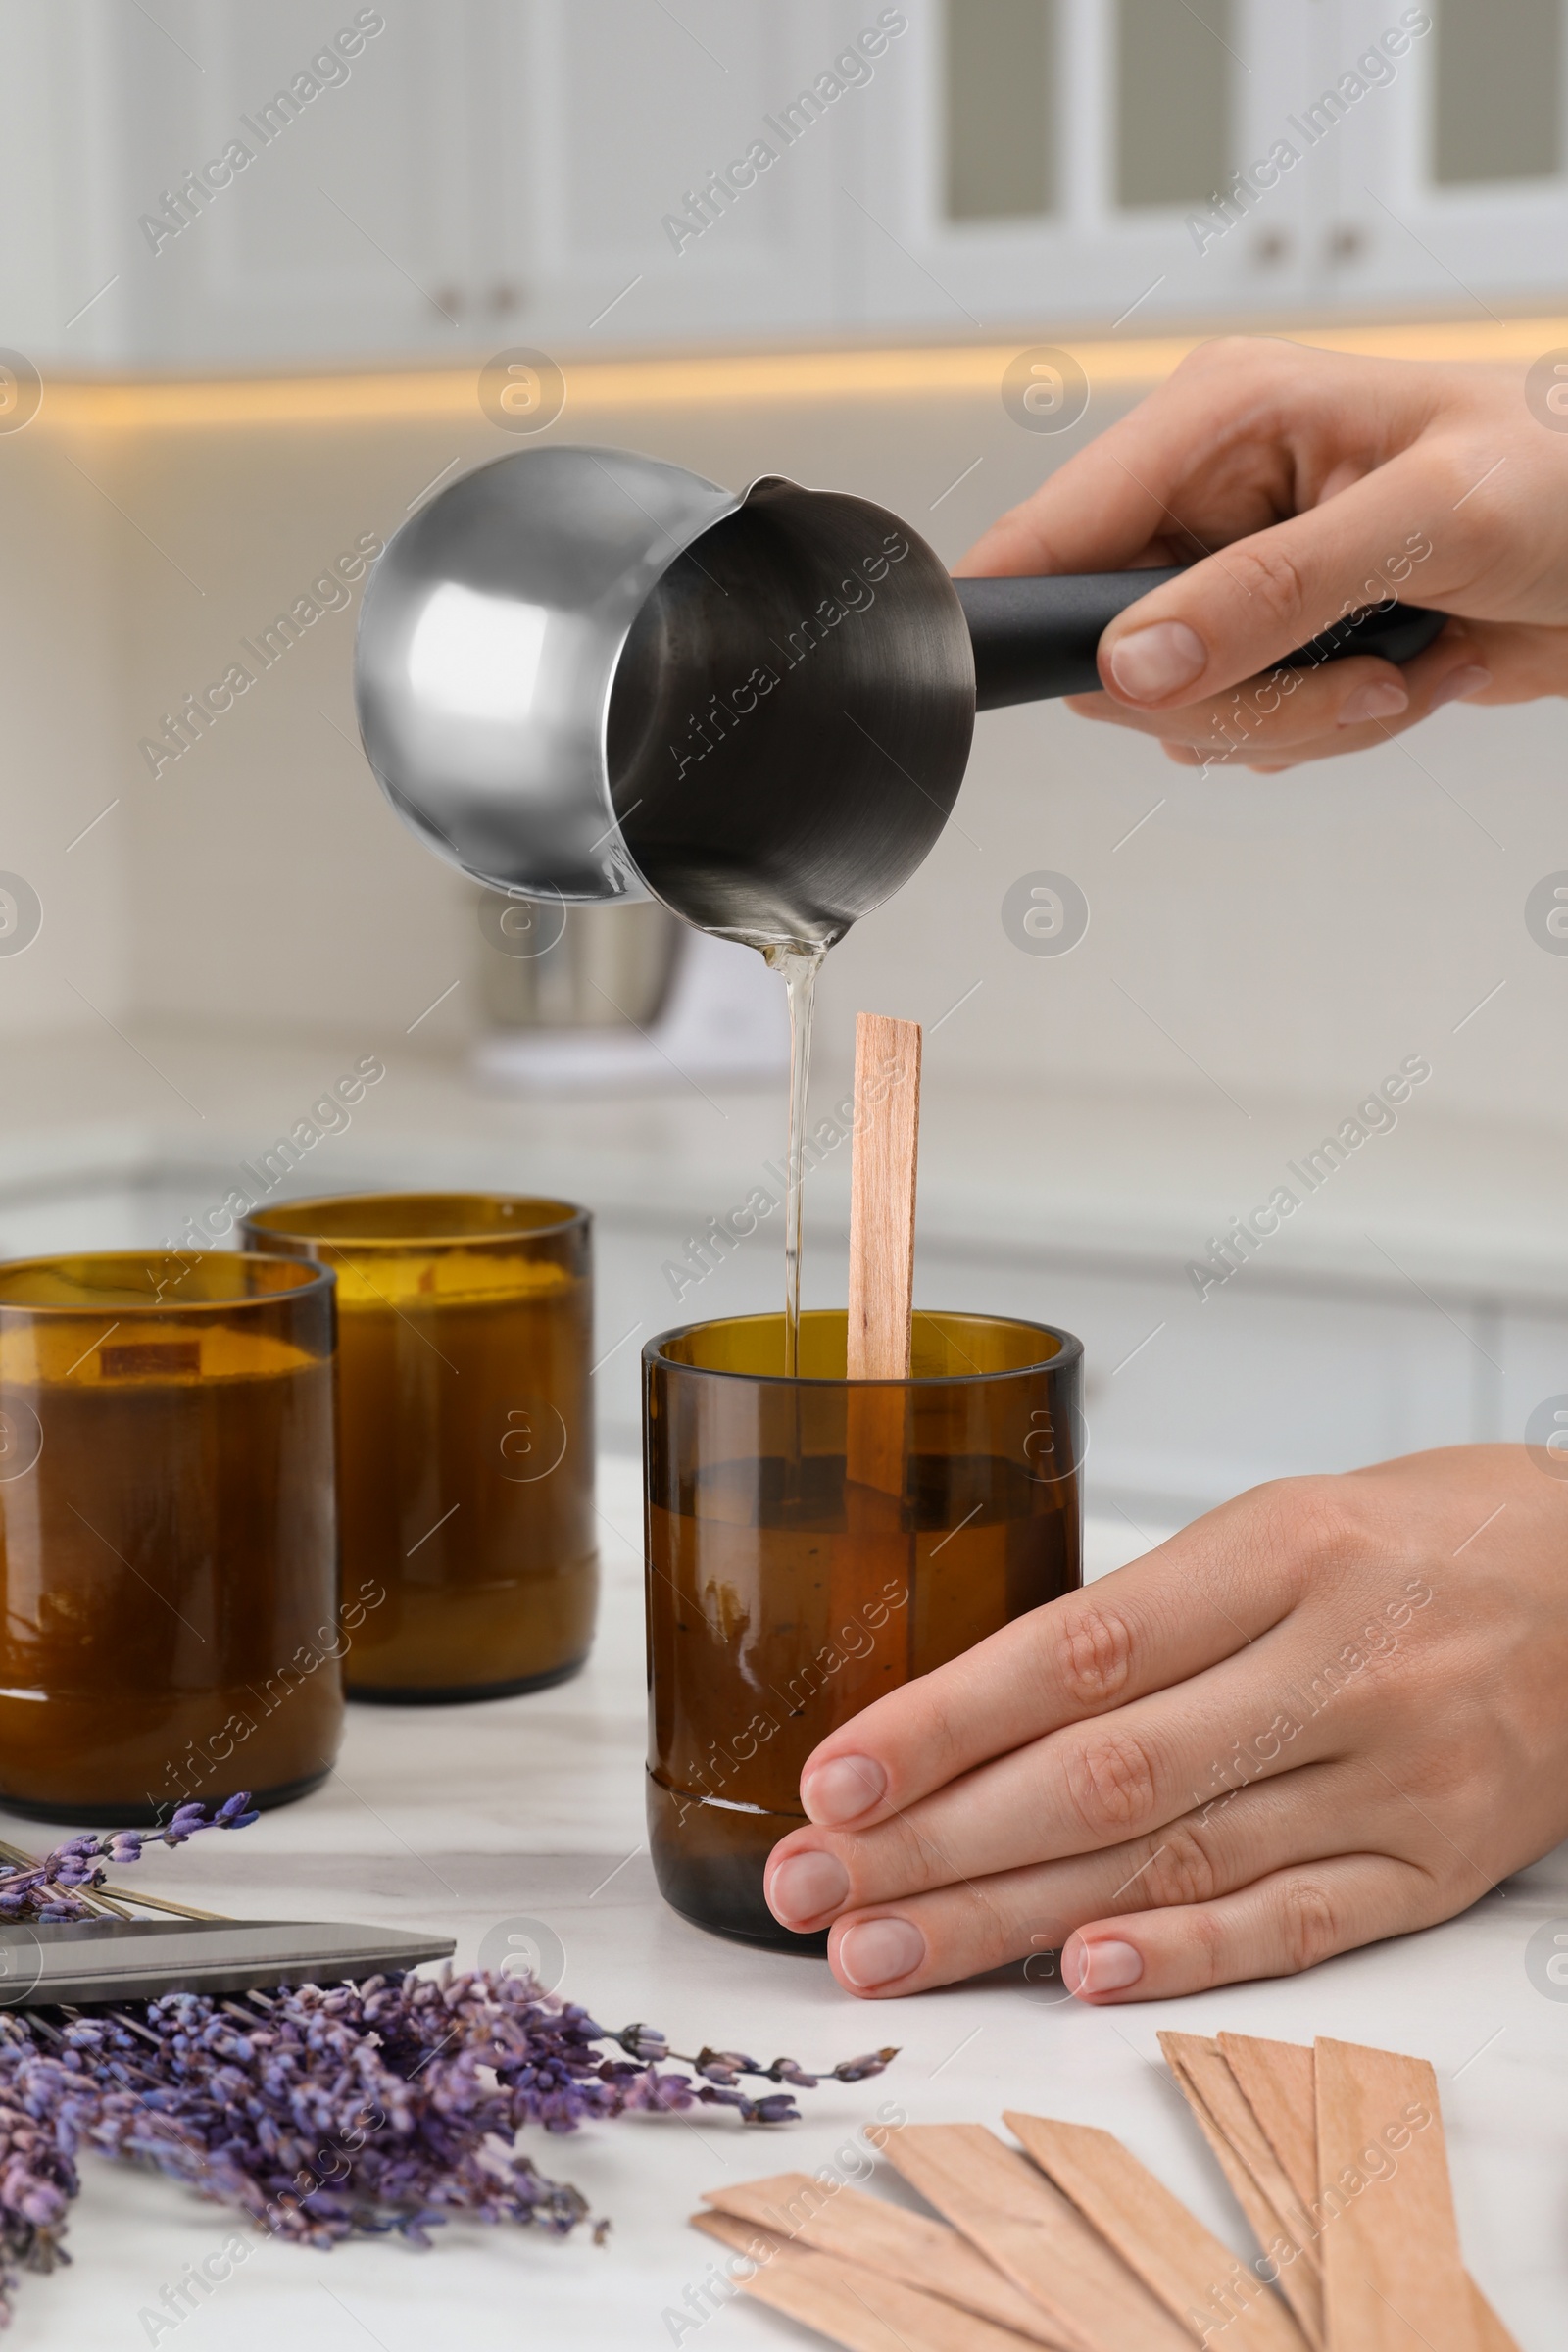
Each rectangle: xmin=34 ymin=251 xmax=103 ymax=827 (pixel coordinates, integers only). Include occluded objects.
xmin=851 ymin=0 xmax=1568 ymax=337
xmin=0 ymin=0 xmax=853 ymax=368
xmin=475 ymin=0 xmax=851 ymax=350
xmin=15 ymin=0 xmax=482 ymax=369
xmin=4 ymin=0 xmax=1566 ymax=370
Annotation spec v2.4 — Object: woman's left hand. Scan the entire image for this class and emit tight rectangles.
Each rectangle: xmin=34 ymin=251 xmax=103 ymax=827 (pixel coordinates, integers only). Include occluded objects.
xmin=762 ymin=1446 xmax=1568 ymax=2002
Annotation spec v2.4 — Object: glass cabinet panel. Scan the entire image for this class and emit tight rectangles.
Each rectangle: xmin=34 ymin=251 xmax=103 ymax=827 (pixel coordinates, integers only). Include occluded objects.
xmin=1433 ymin=0 xmax=1561 ymax=185
xmin=944 ymin=0 xmax=1057 ymax=220
xmin=1114 ymin=0 xmax=1235 ymax=210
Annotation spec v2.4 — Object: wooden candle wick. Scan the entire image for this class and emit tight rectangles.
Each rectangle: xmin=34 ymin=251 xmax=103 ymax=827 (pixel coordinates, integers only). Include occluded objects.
xmin=831 ymin=1011 xmax=923 ymax=1717
xmin=846 ymin=1011 xmax=922 ymax=1380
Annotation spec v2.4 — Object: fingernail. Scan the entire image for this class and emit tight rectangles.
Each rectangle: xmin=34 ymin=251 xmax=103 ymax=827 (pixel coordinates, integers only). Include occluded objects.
xmin=837 ymin=1917 xmax=925 ymax=1988
xmin=1428 ymin=662 xmax=1493 ymax=709
xmin=802 ymin=1755 xmax=885 ymax=1825
xmin=1337 ymin=678 xmax=1409 ymax=726
xmin=1107 ymin=620 xmax=1207 ymax=702
xmin=1066 ymin=1936 xmax=1144 ymax=1996
xmin=766 ymin=1850 xmax=849 ymax=1927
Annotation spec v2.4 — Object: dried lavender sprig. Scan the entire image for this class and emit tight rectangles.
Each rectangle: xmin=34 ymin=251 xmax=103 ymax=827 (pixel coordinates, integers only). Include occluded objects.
xmin=610 ymin=2029 xmax=898 ymax=2093
xmin=0 ymin=1795 xmax=259 ymax=1925
xmin=0 ymin=2018 xmax=91 ymax=2327
xmin=0 ymin=1812 xmax=899 ymax=2318
xmin=64 ymin=1967 xmax=898 ymax=2252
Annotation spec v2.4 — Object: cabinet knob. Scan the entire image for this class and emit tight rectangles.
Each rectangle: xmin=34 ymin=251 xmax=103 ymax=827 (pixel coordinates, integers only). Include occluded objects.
xmin=432 ymin=286 xmax=464 ymax=320
xmin=1326 ymin=224 xmax=1366 ymax=264
xmin=489 ymin=284 xmax=524 ymax=316
xmin=1251 ymin=228 xmax=1291 ymax=267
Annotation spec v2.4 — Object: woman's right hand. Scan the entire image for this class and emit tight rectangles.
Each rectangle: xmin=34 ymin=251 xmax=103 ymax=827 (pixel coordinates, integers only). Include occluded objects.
xmin=956 ymin=339 xmax=1568 ymax=770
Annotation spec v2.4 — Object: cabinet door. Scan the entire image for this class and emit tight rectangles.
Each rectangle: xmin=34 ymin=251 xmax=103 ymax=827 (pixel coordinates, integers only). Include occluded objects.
xmin=851 ymin=0 xmax=1323 ymax=337
xmin=50 ymin=0 xmax=483 ymax=368
xmin=1324 ymin=0 xmax=1568 ymax=312
xmin=478 ymin=0 xmax=848 ymax=349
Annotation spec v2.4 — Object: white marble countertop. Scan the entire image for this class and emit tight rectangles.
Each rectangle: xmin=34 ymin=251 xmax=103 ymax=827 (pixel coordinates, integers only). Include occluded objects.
xmin=9 ymin=1458 xmax=1564 ymax=2350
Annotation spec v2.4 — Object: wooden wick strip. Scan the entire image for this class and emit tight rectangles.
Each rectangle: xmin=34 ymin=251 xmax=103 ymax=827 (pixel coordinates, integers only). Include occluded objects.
xmin=700 ymin=2170 xmax=1066 ymax=2344
xmin=1158 ymin=2034 xmax=1323 ymax=2351
xmin=1219 ymin=2033 xmax=1519 ymax=2352
xmin=840 ymin=1013 xmax=921 ymax=1686
xmin=846 ymin=1011 xmax=921 ymax=1380
xmin=868 ymin=2122 xmax=1191 ymax=2352
xmin=1314 ymin=2037 xmax=1483 ymax=2352
xmin=1003 ymin=2112 xmax=1308 ymax=2352
xmin=691 ymin=2209 xmax=1052 ymax=2352
xmin=1217 ymin=2033 xmax=1320 ymax=2215
xmin=1159 ymin=2034 xmax=1323 ymax=2274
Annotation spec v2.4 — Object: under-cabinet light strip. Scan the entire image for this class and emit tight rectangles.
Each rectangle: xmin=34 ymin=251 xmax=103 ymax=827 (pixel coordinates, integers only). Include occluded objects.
xmin=29 ymin=315 xmax=1568 ymax=431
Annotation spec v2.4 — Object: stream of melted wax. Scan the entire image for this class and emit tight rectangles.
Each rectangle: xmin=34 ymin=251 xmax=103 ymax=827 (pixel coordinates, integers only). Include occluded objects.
xmin=761 ymin=942 xmax=826 ymax=1376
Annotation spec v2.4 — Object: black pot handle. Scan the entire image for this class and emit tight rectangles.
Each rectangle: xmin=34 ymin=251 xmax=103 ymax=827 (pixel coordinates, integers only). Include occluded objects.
xmin=955 ymin=569 xmax=1448 ymax=711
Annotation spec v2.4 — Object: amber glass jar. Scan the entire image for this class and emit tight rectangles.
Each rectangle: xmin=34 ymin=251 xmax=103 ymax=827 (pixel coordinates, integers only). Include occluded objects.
xmin=644 ymin=1307 xmax=1082 ymax=1948
xmin=0 ymin=1250 xmax=339 ymax=1824
xmin=244 ymin=1193 xmax=595 ymax=1702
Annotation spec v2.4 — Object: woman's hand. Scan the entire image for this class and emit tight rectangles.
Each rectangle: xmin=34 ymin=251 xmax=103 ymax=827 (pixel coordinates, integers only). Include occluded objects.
xmin=762 ymin=1446 xmax=1568 ymax=2002
xmin=956 ymin=339 xmax=1568 ymax=770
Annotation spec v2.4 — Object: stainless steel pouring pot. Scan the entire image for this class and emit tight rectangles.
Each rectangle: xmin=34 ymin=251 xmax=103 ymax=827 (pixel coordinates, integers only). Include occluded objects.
xmin=354 ymin=445 xmax=1444 ymax=951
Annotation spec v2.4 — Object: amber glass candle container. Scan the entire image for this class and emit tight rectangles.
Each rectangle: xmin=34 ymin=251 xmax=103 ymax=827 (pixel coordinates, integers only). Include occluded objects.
xmin=644 ymin=1307 xmax=1082 ymax=1948
xmin=244 ymin=1193 xmax=595 ymax=1703
xmin=0 ymin=1250 xmax=338 ymax=1824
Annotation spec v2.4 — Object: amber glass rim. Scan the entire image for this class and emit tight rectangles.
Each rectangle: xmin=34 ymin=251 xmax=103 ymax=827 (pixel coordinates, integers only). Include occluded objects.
xmin=645 ymin=1307 xmax=1083 ymax=1389
xmin=243 ymin=1189 xmax=588 ymax=1248
xmin=0 ymin=1249 xmax=335 ymax=1314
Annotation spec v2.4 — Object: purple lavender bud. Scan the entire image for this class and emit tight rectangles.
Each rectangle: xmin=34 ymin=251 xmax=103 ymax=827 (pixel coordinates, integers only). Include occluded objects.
xmin=831 ymin=2048 xmax=899 ymax=2082
xmin=742 ymin=2095 xmax=799 ymax=2126
xmin=612 ymin=2024 xmax=667 ymax=2064
xmin=766 ymin=2060 xmax=819 ymax=2087
xmin=694 ymin=2083 xmax=748 ymax=2113
xmin=692 ymin=2046 xmax=757 ymax=2084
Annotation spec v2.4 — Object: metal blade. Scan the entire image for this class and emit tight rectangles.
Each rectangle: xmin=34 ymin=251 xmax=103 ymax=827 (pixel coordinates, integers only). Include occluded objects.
xmin=0 ymin=1917 xmax=456 ymax=2007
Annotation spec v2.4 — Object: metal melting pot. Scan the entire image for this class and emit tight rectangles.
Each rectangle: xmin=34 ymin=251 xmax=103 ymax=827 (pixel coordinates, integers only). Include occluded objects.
xmin=354 ymin=444 xmax=1444 ymax=951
